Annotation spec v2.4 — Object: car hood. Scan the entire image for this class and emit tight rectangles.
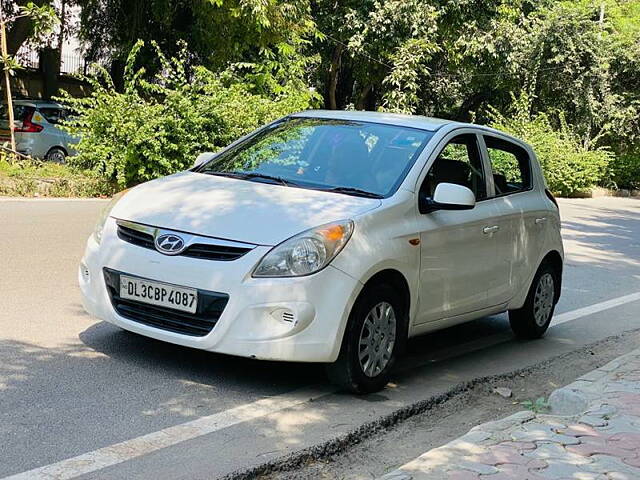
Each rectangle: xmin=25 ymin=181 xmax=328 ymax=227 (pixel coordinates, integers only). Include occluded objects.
xmin=110 ymin=171 xmax=382 ymax=246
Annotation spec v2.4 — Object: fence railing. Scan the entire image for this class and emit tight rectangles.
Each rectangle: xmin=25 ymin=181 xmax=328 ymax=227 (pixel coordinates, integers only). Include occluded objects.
xmin=15 ymin=48 xmax=100 ymax=75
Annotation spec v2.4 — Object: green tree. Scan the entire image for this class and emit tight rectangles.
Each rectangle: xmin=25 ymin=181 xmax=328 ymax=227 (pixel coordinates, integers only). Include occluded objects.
xmin=75 ymin=0 xmax=316 ymax=88
xmin=489 ymin=93 xmax=612 ymax=196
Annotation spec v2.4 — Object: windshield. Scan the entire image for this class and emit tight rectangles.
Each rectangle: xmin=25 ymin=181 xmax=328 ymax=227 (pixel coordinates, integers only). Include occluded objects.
xmin=196 ymin=117 xmax=434 ymax=198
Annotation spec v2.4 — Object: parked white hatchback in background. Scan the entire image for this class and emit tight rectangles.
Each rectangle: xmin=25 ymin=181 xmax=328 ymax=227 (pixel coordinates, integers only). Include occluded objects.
xmin=0 ymin=100 xmax=76 ymax=162
xmin=80 ymin=110 xmax=563 ymax=393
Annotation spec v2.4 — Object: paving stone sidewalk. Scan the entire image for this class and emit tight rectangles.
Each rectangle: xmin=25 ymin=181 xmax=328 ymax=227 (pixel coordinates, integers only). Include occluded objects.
xmin=379 ymin=348 xmax=640 ymax=480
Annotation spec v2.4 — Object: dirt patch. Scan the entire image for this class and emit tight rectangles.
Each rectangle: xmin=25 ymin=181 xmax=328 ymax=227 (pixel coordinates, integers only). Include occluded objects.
xmin=251 ymin=329 xmax=640 ymax=480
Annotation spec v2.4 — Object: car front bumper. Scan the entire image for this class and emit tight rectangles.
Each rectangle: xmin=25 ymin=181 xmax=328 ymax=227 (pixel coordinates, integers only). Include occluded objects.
xmin=79 ymin=218 xmax=361 ymax=363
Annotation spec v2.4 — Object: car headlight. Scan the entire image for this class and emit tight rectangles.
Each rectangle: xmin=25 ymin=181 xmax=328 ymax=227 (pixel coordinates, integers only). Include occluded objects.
xmin=253 ymin=220 xmax=354 ymax=277
xmin=93 ymin=190 xmax=128 ymax=244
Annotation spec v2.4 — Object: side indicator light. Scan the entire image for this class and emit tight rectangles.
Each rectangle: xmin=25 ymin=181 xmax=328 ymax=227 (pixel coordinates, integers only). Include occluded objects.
xmin=408 ymin=238 xmax=420 ymax=246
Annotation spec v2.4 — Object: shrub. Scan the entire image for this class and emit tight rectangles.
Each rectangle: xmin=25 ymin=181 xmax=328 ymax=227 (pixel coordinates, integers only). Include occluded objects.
xmin=59 ymin=41 xmax=319 ymax=189
xmin=608 ymin=152 xmax=640 ymax=190
xmin=489 ymin=94 xmax=611 ymax=197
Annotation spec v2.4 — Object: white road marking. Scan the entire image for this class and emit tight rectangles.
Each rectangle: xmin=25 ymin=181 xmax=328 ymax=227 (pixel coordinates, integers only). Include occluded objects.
xmin=553 ymin=291 xmax=640 ymax=326
xmin=4 ymin=291 xmax=640 ymax=480
xmin=1 ymin=386 xmax=334 ymax=480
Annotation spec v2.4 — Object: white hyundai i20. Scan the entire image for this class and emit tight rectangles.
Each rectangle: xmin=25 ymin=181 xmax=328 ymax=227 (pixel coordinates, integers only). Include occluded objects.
xmin=80 ymin=110 xmax=563 ymax=393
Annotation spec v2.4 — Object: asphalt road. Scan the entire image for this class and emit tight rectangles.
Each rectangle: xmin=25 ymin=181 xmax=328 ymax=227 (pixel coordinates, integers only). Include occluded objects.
xmin=1 ymin=196 xmax=639 ymax=479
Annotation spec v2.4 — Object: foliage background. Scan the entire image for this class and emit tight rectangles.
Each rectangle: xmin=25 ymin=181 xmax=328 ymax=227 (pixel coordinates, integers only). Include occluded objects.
xmin=9 ymin=0 xmax=639 ymax=195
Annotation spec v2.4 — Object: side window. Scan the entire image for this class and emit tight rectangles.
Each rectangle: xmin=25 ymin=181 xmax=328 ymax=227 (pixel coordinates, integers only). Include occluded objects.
xmin=420 ymin=134 xmax=487 ymax=201
xmin=484 ymin=136 xmax=532 ymax=195
xmin=38 ymin=108 xmax=65 ymax=125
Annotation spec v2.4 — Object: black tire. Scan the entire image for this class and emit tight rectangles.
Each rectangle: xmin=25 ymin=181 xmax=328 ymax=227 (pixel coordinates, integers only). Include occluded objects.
xmin=45 ymin=147 xmax=66 ymax=164
xmin=509 ymin=262 xmax=559 ymax=339
xmin=325 ymin=284 xmax=402 ymax=394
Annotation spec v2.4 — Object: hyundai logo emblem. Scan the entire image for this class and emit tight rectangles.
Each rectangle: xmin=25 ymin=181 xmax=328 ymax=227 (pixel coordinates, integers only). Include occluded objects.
xmin=155 ymin=233 xmax=186 ymax=255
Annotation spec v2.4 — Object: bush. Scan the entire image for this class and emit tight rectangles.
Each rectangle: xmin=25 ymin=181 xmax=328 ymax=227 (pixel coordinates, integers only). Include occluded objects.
xmin=489 ymin=95 xmax=611 ymax=197
xmin=608 ymin=153 xmax=640 ymax=190
xmin=59 ymin=41 xmax=319 ymax=189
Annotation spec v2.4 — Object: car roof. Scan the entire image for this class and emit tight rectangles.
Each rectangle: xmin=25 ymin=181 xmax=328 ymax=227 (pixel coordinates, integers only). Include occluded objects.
xmin=291 ymin=110 xmax=453 ymax=132
xmin=291 ymin=109 xmax=530 ymax=149
xmin=11 ymin=99 xmax=63 ymax=109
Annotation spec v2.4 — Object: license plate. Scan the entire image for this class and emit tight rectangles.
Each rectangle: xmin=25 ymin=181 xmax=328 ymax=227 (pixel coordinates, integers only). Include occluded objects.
xmin=119 ymin=275 xmax=198 ymax=313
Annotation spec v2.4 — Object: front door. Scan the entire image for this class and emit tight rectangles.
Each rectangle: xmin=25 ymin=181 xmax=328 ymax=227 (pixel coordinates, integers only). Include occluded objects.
xmin=415 ymin=132 xmax=502 ymax=323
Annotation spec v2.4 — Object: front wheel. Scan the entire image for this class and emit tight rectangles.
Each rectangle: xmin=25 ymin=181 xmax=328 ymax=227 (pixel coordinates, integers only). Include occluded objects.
xmin=326 ymin=284 xmax=401 ymax=394
xmin=509 ymin=262 xmax=558 ymax=339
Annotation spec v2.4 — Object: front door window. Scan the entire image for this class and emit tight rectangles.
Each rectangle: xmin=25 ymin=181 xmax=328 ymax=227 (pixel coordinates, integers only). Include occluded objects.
xmin=421 ymin=134 xmax=487 ymax=201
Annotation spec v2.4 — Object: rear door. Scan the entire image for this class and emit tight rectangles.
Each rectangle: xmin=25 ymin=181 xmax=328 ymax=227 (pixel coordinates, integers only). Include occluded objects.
xmin=414 ymin=131 xmax=503 ymax=323
xmin=36 ymin=107 xmax=69 ymax=151
xmin=480 ymin=134 xmax=548 ymax=303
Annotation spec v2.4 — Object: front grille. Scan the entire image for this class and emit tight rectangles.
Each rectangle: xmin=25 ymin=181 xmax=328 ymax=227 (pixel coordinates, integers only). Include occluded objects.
xmin=117 ymin=224 xmax=252 ymax=261
xmin=182 ymin=243 xmax=253 ymax=261
xmin=118 ymin=224 xmax=155 ymax=249
xmin=103 ymin=268 xmax=229 ymax=337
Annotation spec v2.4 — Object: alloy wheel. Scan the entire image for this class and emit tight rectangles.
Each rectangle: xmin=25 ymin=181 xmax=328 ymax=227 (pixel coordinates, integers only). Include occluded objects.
xmin=358 ymin=301 xmax=396 ymax=377
xmin=533 ymin=273 xmax=554 ymax=326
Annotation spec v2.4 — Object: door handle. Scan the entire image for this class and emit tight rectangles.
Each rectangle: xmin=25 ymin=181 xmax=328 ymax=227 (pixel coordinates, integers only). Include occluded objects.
xmin=535 ymin=217 xmax=548 ymax=224
xmin=483 ymin=225 xmax=500 ymax=234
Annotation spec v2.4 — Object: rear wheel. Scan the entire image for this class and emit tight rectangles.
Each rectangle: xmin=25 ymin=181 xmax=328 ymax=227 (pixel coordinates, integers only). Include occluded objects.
xmin=509 ymin=262 xmax=558 ymax=339
xmin=45 ymin=147 xmax=66 ymax=164
xmin=326 ymin=284 xmax=401 ymax=394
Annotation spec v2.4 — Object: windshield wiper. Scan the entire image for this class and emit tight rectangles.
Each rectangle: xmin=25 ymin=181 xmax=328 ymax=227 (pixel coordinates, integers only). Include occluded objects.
xmin=320 ymin=186 xmax=384 ymax=199
xmin=204 ymin=171 xmax=296 ymax=187
xmin=203 ymin=172 xmax=380 ymax=197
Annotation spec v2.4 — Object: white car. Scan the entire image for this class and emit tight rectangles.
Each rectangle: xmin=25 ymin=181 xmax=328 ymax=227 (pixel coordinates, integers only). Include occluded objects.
xmin=80 ymin=110 xmax=563 ymax=393
xmin=0 ymin=100 xmax=76 ymax=162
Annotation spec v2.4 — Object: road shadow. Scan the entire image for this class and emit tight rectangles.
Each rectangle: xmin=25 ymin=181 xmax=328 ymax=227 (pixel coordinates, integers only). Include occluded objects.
xmin=560 ymin=200 xmax=640 ymax=273
xmin=78 ymin=321 xmax=325 ymax=389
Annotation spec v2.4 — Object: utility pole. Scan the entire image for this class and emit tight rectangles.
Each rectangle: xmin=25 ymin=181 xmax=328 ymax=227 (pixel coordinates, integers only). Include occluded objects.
xmin=0 ymin=3 xmax=16 ymax=153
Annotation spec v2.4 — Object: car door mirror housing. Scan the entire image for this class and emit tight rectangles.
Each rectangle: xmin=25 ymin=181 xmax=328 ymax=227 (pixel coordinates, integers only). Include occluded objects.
xmin=419 ymin=183 xmax=476 ymax=213
xmin=193 ymin=152 xmax=216 ymax=169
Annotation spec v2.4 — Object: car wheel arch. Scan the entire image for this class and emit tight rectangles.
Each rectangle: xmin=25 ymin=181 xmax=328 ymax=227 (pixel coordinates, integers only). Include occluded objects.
xmin=539 ymin=250 xmax=563 ymax=302
xmin=47 ymin=145 xmax=68 ymax=156
xmin=357 ymin=269 xmax=411 ymax=353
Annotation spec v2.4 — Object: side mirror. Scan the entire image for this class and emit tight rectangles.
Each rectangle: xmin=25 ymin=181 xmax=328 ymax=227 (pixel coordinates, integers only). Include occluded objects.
xmin=193 ymin=151 xmax=217 ymax=169
xmin=419 ymin=183 xmax=476 ymax=214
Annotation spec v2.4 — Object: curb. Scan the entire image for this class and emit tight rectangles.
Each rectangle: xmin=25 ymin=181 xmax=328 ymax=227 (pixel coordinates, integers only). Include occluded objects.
xmin=377 ymin=347 xmax=640 ymax=479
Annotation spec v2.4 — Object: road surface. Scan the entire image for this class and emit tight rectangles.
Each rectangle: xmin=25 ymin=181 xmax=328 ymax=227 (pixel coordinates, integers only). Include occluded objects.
xmin=1 ymin=196 xmax=639 ymax=479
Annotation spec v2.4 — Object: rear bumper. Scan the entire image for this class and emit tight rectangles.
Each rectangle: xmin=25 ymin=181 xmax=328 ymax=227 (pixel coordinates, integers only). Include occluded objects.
xmin=79 ymin=218 xmax=362 ymax=363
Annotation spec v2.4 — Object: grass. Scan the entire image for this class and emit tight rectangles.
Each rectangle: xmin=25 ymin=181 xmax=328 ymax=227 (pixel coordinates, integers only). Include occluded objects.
xmin=521 ymin=397 xmax=550 ymax=414
xmin=0 ymin=156 xmax=116 ymax=198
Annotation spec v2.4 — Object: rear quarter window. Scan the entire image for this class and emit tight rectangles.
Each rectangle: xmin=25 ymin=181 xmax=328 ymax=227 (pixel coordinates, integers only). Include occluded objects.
xmin=484 ymin=135 xmax=532 ymax=196
xmin=37 ymin=107 xmax=66 ymax=124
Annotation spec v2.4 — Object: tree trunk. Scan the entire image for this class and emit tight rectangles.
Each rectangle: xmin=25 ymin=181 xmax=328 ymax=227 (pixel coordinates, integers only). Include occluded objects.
xmin=455 ymin=90 xmax=497 ymax=122
xmin=355 ymin=84 xmax=372 ymax=110
xmin=327 ymin=44 xmax=344 ymax=110
xmin=110 ymin=58 xmax=126 ymax=92
xmin=0 ymin=8 xmax=16 ymax=152
xmin=57 ymin=0 xmax=67 ymax=62
xmin=40 ymin=47 xmax=60 ymax=99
